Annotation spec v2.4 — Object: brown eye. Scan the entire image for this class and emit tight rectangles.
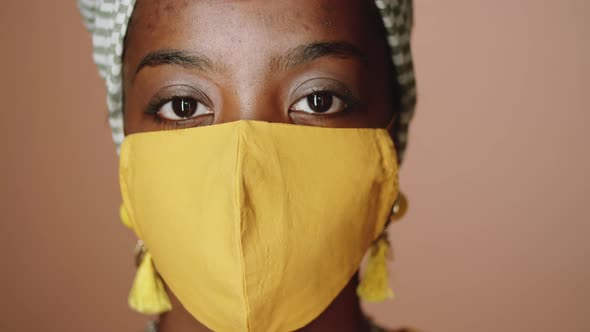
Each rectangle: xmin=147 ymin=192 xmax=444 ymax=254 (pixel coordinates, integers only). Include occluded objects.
xmin=157 ymin=97 xmax=213 ymax=120
xmin=307 ymin=92 xmax=333 ymax=113
xmin=290 ymin=91 xmax=347 ymax=115
xmin=171 ymin=97 xmax=198 ymax=118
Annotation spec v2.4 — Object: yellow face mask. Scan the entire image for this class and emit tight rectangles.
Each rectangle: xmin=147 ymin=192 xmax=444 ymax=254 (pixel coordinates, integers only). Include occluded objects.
xmin=119 ymin=120 xmax=399 ymax=332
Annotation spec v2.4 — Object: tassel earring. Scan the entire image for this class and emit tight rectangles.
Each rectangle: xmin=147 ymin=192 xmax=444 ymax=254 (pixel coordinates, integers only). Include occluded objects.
xmin=357 ymin=192 xmax=408 ymax=302
xmin=357 ymin=232 xmax=394 ymax=302
xmin=128 ymin=240 xmax=172 ymax=314
xmin=120 ymin=204 xmax=172 ymax=314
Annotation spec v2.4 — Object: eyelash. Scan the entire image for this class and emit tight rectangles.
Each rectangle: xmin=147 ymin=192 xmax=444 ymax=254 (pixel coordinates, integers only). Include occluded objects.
xmin=145 ymin=93 xmax=186 ymax=117
xmin=143 ymin=93 xmax=206 ymax=127
xmin=294 ymin=88 xmax=361 ymax=114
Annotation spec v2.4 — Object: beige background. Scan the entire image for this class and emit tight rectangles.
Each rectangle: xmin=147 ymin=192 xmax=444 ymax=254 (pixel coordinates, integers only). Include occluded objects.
xmin=1 ymin=0 xmax=588 ymax=331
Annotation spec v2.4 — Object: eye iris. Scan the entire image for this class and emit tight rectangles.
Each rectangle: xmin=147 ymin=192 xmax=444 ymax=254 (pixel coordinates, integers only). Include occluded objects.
xmin=171 ymin=97 xmax=197 ymax=118
xmin=307 ymin=92 xmax=333 ymax=113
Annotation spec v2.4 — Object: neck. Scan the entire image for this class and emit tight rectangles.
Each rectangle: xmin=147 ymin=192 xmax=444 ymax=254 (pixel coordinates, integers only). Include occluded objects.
xmin=158 ymin=273 xmax=370 ymax=332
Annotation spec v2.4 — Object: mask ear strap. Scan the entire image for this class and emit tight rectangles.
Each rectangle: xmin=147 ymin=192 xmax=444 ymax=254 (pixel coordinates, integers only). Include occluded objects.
xmin=385 ymin=112 xmax=399 ymax=132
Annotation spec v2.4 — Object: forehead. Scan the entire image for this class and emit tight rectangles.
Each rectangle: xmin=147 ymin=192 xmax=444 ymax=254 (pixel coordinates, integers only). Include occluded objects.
xmin=124 ymin=0 xmax=381 ymax=70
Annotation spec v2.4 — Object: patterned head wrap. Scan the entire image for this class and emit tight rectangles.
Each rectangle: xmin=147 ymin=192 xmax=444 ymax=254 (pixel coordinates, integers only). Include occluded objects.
xmin=78 ymin=0 xmax=416 ymax=162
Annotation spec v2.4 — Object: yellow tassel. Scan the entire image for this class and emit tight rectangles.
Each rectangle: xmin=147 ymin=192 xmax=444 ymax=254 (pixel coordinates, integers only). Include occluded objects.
xmin=357 ymin=234 xmax=395 ymax=302
xmin=128 ymin=251 xmax=173 ymax=315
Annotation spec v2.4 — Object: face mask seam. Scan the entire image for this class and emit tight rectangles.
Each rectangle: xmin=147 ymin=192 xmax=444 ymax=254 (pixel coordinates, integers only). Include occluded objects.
xmin=233 ymin=122 xmax=253 ymax=331
xmin=120 ymin=141 xmax=138 ymax=236
xmin=376 ymin=131 xmax=399 ymax=238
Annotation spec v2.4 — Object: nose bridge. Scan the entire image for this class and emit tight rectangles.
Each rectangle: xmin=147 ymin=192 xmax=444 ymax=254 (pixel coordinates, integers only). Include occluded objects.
xmin=214 ymin=76 xmax=291 ymax=125
xmin=216 ymin=101 xmax=290 ymax=125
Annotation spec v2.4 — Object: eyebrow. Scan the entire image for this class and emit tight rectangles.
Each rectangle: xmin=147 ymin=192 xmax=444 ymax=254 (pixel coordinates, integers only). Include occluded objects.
xmin=134 ymin=41 xmax=368 ymax=78
xmin=273 ymin=41 xmax=369 ymax=71
xmin=134 ymin=49 xmax=217 ymax=78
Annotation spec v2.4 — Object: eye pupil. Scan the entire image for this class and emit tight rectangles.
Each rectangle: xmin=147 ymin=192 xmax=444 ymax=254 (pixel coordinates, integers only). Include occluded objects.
xmin=171 ymin=97 xmax=197 ymax=118
xmin=307 ymin=92 xmax=333 ymax=113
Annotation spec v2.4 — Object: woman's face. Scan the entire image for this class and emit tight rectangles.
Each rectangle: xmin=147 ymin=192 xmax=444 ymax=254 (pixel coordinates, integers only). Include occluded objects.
xmin=122 ymin=0 xmax=395 ymax=135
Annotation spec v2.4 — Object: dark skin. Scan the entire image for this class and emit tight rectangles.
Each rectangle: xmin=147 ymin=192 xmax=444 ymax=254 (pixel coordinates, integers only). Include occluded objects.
xmin=122 ymin=0 xmax=398 ymax=331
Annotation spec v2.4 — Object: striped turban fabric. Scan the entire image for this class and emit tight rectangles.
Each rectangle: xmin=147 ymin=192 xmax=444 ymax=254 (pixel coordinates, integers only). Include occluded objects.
xmin=78 ymin=0 xmax=416 ymax=163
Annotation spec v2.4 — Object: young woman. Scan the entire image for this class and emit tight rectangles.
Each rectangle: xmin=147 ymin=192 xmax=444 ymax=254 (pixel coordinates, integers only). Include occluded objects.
xmin=79 ymin=0 xmax=417 ymax=331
